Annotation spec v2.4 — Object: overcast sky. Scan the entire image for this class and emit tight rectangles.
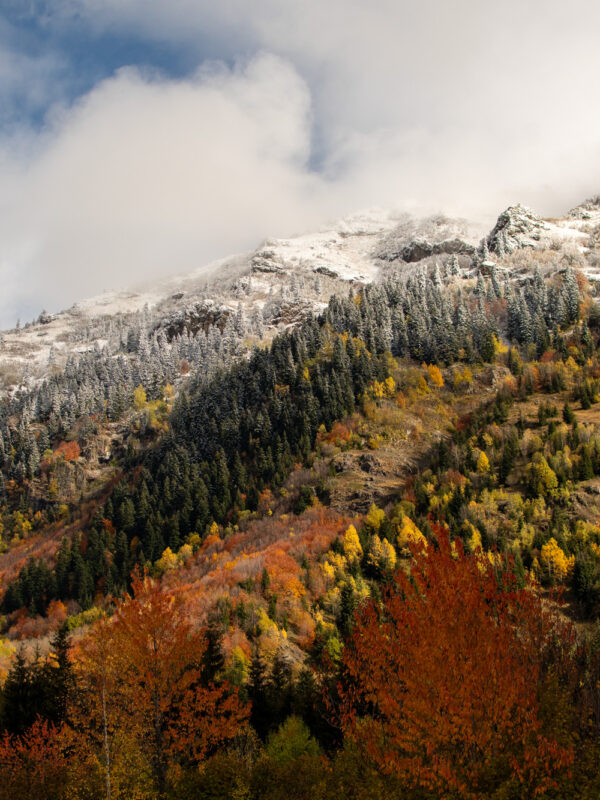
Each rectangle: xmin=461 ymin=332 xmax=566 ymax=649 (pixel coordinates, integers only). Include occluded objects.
xmin=0 ymin=0 xmax=599 ymax=328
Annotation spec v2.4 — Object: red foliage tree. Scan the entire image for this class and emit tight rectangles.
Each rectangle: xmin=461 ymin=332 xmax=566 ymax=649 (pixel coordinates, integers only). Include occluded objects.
xmin=0 ymin=719 xmax=69 ymax=800
xmin=338 ymin=535 xmax=574 ymax=799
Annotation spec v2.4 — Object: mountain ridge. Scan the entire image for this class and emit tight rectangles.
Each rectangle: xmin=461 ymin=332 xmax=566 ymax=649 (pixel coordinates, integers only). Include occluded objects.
xmin=1 ymin=197 xmax=599 ymax=397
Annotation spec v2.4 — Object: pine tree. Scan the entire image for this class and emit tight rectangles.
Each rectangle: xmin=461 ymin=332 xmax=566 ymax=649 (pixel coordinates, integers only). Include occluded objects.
xmin=248 ymin=651 xmax=270 ymax=740
xmin=43 ymin=624 xmax=74 ymax=725
xmin=563 ymin=267 xmax=580 ymax=323
xmin=474 ymin=270 xmax=486 ymax=298
xmin=201 ymin=623 xmax=225 ymax=685
xmin=267 ymin=649 xmax=292 ymax=729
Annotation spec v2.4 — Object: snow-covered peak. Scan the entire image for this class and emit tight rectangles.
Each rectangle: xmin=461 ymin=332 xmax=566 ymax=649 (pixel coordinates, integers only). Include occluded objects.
xmin=0 ymin=208 xmax=402 ymax=390
xmin=1 ymin=197 xmax=600 ymax=394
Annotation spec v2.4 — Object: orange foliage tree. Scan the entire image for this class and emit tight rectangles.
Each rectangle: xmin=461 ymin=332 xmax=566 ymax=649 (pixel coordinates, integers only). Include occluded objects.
xmin=55 ymin=440 xmax=81 ymax=461
xmin=79 ymin=572 xmax=249 ymax=799
xmin=71 ymin=615 xmax=133 ymax=800
xmin=338 ymin=535 xmax=574 ymax=799
xmin=0 ymin=719 xmax=69 ymax=800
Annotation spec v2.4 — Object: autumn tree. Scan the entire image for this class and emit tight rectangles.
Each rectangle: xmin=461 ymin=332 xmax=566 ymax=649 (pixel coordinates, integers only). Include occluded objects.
xmin=338 ymin=534 xmax=573 ymax=799
xmin=526 ymin=453 xmax=558 ymax=498
xmin=427 ymin=363 xmax=444 ymax=387
xmin=342 ymin=525 xmax=362 ymax=562
xmin=133 ymin=384 xmax=147 ymax=410
xmin=540 ymin=538 xmax=574 ymax=585
xmin=0 ymin=719 xmax=69 ymax=800
xmin=70 ymin=615 xmax=135 ymax=800
xmin=78 ymin=573 xmax=248 ymax=799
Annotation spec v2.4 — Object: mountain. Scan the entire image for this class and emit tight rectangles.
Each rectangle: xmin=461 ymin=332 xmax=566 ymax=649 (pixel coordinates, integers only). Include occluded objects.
xmin=0 ymin=199 xmax=596 ymax=392
xmin=0 ymin=208 xmax=401 ymax=392
xmin=2 ymin=195 xmax=600 ymax=799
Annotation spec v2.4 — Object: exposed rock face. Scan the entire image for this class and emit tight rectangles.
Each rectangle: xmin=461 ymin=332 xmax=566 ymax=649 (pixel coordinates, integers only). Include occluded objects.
xmin=487 ymin=204 xmax=547 ymax=254
xmin=269 ymin=300 xmax=314 ymax=326
xmin=333 ymin=452 xmax=384 ymax=474
xmin=251 ymin=250 xmax=284 ymax=274
xmin=375 ymin=214 xmax=482 ymax=264
xmin=391 ymin=237 xmax=476 ymax=263
xmin=313 ymin=265 xmax=338 ymax=278
xmin=333 ymin=453 xmax=355 ymax=473
xmin=162 ymin=301 xmax=231 ymax=339
xmin=358 ymin=453 xmax=384 ymax=474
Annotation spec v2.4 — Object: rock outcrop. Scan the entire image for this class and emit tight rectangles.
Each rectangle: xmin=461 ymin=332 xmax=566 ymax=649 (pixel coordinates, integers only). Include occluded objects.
xmin=376 ymin=214 xmax=482 ymax=264
xmin=487 ymin=204 xmax=547 ymax=254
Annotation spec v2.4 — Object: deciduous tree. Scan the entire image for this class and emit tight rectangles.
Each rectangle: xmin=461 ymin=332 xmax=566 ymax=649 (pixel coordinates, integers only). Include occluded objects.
xmin=76 ymin=573 xmax=248 ymax=799
xmin=338 ymin=534 xmax=573 ymax=799
xmin=0 ymin=719 xmax=69 ymax=800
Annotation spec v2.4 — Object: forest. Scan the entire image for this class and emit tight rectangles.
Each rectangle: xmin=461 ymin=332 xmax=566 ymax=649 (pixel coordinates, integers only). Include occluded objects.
xmin=2 ymin=251 xmax=600 ymax=798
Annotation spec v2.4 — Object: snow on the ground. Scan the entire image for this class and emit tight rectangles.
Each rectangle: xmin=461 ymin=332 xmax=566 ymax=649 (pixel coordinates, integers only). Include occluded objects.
xmin=264 ymin=208 xmax=399 ymax=283
xmin=1 ymin=201 xmax=599 ymax=391
xmin=72 ymin=290 xmax=163 ymax=317
xmin=544 ymin=219 xmax=590 ymax=242
xmin=0 ymin=209 xmax=401 ymax=388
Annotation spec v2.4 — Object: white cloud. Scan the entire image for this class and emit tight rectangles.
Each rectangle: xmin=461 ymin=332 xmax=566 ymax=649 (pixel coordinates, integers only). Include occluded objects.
xmin=0 ymin=53 xmax=328 ymax=327
xmin=64 ymin=0 xmax=600 ymax=211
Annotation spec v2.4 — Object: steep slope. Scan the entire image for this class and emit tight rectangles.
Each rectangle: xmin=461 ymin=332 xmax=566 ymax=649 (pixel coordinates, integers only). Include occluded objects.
xmin=0 ymin=209 xmax=401 ymax=392
xmin=0 ymin=193 xmax=599 ymax=630
xmin=2 ymin=196 xmax=599 ymax=392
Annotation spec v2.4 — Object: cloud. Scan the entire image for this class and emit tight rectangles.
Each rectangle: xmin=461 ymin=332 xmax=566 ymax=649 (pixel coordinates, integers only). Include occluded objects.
xmin=0 ymin=53 xmax=328 ymax=327
xmin=1 ymin=0 xmax=600 ymax=326
xmin=63 ymin=0 xmax=600 ymax=210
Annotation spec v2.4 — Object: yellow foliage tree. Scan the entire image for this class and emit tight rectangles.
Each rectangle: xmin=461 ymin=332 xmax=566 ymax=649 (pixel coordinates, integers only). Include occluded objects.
xmin=540 ymin=538 xmax=574 ymax=584
xmin=397 ymin=516 xmax=427 ymax=553
xmin=453 ymin=366 xmax=473 ymax=391
xmin=384 ymin=376 xmax=396 ymax=396
xmin=133 ymin=385 xmax=147 ymax=410
xmin=417 ymin=376 xmax=430 ymax=395
xmin=187 ymin=533 xmax=202 ymax=552
xmin=343 ymin=525 xmax=363 ymax=561
xmin=371 ymin=377 xmax=396 ymax=399
xmin=365 ymin=503 xmax=386 ymax=532
xmin=226 ymin=646 xmax=249 ymax=686
xmin=381 ymin=538 xmax=397 ymax=572
xmin=462 ymin=521 xmax=482 ymax=553
xmin=427 ymin=364 xmax=444 ymax=387
xmin=368 ymin=535 xmax=397 ymax=572
xmin=476 ymin=451 xmax=490 ymax=474
xmin=371 ymin=380 xmax=385 ymax=398
xmin=492 ymin=334 xmax=508 ymax=355
xmin=526 ymin=454 xmax=558 ymax=498
xmin=155 ymin=547 xmax=178 ymax=575
xmin=177 ymin=543 xmax=193 ymax=565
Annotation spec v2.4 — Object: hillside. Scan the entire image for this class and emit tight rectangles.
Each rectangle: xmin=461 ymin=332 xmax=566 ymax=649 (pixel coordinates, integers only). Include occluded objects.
xmin=2 ymin=197 xmax=600 ymax=799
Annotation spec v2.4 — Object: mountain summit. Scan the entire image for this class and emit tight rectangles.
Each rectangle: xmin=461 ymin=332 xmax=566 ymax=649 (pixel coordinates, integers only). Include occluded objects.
xmin=1 ymin=198 xmax=599 ymax=395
